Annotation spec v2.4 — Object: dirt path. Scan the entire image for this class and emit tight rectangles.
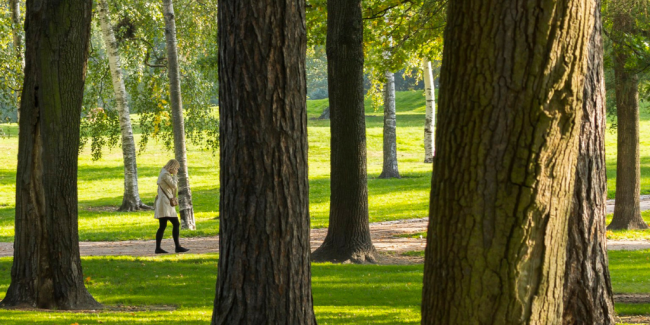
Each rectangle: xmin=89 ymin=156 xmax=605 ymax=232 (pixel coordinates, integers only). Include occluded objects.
xmin=0 ymin=218 xmax=430 ymax=264
xmin=606 ymin=194 xmax=650 ymax=214
xmin=0 ymin=196 xmax=646 ymax=262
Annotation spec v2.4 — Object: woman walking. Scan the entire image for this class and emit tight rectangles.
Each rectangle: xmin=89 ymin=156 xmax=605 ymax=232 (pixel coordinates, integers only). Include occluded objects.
xmin=154 ymin=159 xmax=190 ymax=254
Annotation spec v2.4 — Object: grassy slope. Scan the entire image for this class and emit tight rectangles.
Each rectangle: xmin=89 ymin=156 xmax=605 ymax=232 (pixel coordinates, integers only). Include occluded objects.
xmin=0 ymin=251 xmax=644 ymax=324
xmin=0 ymin=91 xmax=648 ymax=242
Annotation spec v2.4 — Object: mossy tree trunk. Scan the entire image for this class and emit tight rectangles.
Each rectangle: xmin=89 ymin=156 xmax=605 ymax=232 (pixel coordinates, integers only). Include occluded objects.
xmin=608 ymin=0 xmax=648 ymax=230
xmin=562 ymin=1 xmax=616 ymax=323
xmin=421 ymin=0 xmax=594 ymax=323
xmin=212 ymin=0 xmax=316 ymax=323
xmin=98 ymin=0 xmax=151 ymax=212
xmin=311 ymin=0 xmax=376 ymax=263
xmin=1 ymin=0 xmax=101 ymax=310
xmin=379 ymin=70 xmax=400 ymax=179
xmin=162 ymin=0 xmax=196 ymax=230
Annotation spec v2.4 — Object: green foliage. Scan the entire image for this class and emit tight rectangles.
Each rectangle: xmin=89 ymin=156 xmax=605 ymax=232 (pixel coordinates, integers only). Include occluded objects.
xmin=0 ymin=1 xmax=23 ymax=123
xmin=307 ymin=46 xmax=329 ymax=99
xmin=0 ymin=91 xmax=646 ymax=242
xmin=306 ymin=0 xmax=446 ymax=106
xmin=81 ymin=0 xmax=220 ymax=159
xmin=80 ymin=108 xmax=121 ymax=160
xmin=602 ymin=0 xmax=650 ymax=126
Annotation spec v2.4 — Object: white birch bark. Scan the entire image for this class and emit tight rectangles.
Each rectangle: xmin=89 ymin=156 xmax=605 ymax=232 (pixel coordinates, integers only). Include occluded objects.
xmin=379 ymin=70 xmax=400 ymax=179
xmin=423 ymin=60 xmax=436 ymax=163
xmin=98 ymin=0 xmax=150 ymax=212
xmin=9 ymin=0 xmax=23 ymax=123
xmin=163 ymin=0 xmax=196 ymax=230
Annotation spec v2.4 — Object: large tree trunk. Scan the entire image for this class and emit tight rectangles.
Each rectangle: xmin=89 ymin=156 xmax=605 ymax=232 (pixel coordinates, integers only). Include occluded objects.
xmin=608 ymin=2 xmax=648 ymax=230
xmin=97 ymin=0 xmax=150 ymax=212
xmin=0 ymin=0 xmax=100 ymax=310
xmin=212 ymin=0 xmax=316 ymax=323
xmin=421 ymin=1 xmax=593 ymax=324
xmin=379 ymin=70 xmax=400 ymax=179
xmin=422 ymin=60 xmax=435 ymax=163
xmin=311 ymin=0 xmax=376 ymax=263
xmin=9 ymin=0 xmax=23 ymax=123
xmin=162 ymin=0 xmax=196 ymax=230
xmin=562 ymin=1 xmax=616 ymax=323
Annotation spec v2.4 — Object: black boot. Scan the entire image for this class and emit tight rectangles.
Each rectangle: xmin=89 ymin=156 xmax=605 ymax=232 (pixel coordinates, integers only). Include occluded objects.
xmin=175 ymin=246 xmax=189 ymax=253
xmin=155 ymin=247 xmax=168 ymax=254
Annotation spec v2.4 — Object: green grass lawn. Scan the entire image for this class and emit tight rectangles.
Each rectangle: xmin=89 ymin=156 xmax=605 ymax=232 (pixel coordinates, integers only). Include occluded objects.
xmin=0 ymin=250 xmax=644 ymax=324
xmin=0 ymin=91 xmax=648 ymax=242
xmin=0 ymin=255 xmax=423 ymax=324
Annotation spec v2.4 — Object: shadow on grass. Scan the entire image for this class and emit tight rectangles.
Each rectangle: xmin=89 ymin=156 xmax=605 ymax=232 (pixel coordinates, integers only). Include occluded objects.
xmin=0 ymin=255 xmax=424 ymax=324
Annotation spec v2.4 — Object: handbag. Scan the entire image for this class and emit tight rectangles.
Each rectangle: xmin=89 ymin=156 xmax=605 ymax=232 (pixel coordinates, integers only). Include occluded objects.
xmin=159 ymin=185 xmax=178 ymax=207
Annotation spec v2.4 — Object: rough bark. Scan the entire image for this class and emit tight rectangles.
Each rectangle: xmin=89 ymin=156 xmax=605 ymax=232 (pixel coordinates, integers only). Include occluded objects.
xmin=1 ymin=0 xmax=101 ymax=310
xmin=97 ymin=0 xmax=151 ymax=212
xmin=9 ymin=0 xmax=23 ymax=123
xmin=562 ymin=2 xmax=616 ymax=323
xmin=379 ymin=70 xmax=400 ymax=179
xmin=212 ymin=0 xmax=316 ymax=323
xmin=421 ymin=1 xmax=593 ymax=324
xmin=608 ymin=2 xmax=648 ymax=230
xmin=162 ymin=0 xmax=196 ymax=230
xmin=422 ymin=60 xmax=435 ymax=163
xmin=311 ymin=0 xmax=376 ymax=263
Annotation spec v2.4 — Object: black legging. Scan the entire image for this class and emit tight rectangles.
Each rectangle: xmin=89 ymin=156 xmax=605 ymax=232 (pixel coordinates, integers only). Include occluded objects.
xmin=156 ymin=217 xmax=180 ymax=249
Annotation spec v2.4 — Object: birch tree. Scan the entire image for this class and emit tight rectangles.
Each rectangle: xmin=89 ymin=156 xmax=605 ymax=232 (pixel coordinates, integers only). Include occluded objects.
xmin=162 ymin=0 xmax=195 ymax=230
xmin=9 ymin=0 xmax=23 ymax=123
xmin=379 ymin=70 xmax=400 ymax=178
xmin=422 ymin=60 xmax=435 ymax=163
xmin=97 ymin=0 xmax=150 ymax=212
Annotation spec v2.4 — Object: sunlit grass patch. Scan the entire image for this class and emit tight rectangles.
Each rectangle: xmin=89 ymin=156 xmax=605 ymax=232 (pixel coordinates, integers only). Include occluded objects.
xmin=606 ymin=211 xmax=650 ymax=241
xmin=0 ymin=255 xmax=424 ymax=324
xmin=0 ymin=92 xmax=648 ymax=242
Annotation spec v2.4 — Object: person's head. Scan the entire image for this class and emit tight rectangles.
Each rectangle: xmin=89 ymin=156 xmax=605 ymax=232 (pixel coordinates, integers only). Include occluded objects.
xmin=164 ymin=159 xmax=180 ymax=175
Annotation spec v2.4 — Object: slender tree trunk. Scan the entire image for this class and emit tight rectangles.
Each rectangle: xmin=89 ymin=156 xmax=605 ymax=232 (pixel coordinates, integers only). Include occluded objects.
xmin=423 ymin=60 xmax=435 ymax=163
xmin=9 ymin=0 xmax=23 ymax=123
xmin=162 ymin=0 xmax=195 ymax=230
xmin=311 ymin=0 xmax=376 ymax=263
xmin=97 ymin=0 xmax=150 ymax=212
xmin=212 ymin=0 xmax=316 ymax=323
xmin=421 ymin=0 xmax=593 ymax=323
xmin=608 ymin=2 xmax=648 ymax=230
xmin=379 ymin=70 xmax=400 ymax=179
xmin=563 ymin=2 xmax=616 ymax=323
xmin=1 ymin=0 xmax=100 ymax=310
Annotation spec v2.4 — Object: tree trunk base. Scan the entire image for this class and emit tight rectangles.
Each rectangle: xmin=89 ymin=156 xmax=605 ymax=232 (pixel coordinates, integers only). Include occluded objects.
xmin=0 ymin=288 xmax=102 ymax=310
xmin=311 ymin=243 xmax=377 ymax=264
xmin=180 ymin=208 xmax=196 ymax=230
xmin=607 ymin=217 xmax=649 ymax=230
xmin=118 ymin=199 xmax=153 ymax=212
xmin=378 ymin=170 xmax=401 ymax=179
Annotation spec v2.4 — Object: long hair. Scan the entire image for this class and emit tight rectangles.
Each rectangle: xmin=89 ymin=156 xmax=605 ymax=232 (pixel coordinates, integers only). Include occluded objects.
xmin=163 ymin=159 xmax=180 ymax=173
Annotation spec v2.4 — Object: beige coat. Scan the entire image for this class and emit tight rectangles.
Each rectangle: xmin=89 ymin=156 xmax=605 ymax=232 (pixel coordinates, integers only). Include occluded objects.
xmin=154 ymin=168 xmax=178 ymax=219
